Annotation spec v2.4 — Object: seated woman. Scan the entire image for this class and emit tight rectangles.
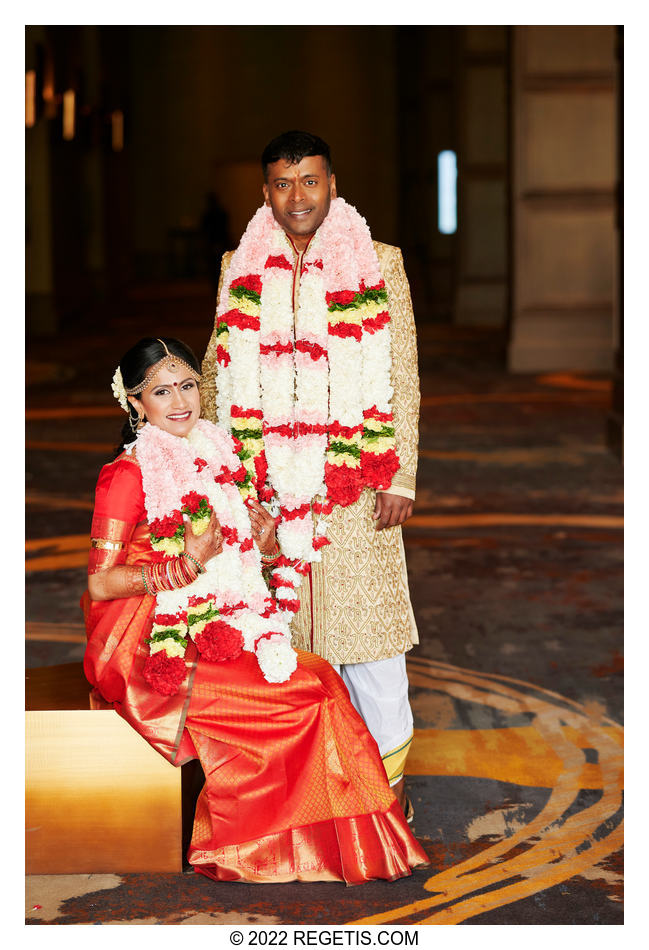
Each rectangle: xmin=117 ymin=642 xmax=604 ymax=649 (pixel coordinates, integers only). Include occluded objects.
xmin=82 ymin=336 xmax=428 ymax=884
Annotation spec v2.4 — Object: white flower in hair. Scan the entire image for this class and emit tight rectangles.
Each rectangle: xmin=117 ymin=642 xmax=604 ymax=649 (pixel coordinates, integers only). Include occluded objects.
xmin=111 ymin=366 xmax=129 ymax=412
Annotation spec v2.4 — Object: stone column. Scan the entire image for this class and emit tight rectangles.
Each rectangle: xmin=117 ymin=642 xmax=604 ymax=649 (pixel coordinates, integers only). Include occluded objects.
xmin=454 ymin=26 xmax=509 ymax=329
xmin=508 ymin=26 xmax=617 ymax=372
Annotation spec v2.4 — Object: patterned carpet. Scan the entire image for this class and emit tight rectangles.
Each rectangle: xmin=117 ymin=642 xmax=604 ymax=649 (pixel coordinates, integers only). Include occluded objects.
xmin=25 ymin=300 xmax=623 ymax=925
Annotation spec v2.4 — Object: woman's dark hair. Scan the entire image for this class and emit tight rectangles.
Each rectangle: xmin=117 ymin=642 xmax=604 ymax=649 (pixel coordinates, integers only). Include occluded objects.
xmin=114 ymin=336 xmax=201 ymax=456
xmin=261 ymin=130 xmax=332 ymax=181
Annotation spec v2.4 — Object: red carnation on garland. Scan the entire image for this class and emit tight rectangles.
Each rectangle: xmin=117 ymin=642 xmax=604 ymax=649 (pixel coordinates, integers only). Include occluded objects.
xmin=231 ymin=274 xmax=262 ymax=296
xmin=181 ymin=491 xmax=206 ymax=514
xmin=359 ymin=279 xmax=385 ymax=294
xmin=312 ymin=536 xmax=330 ymax=551
xmin=216 ymin=344 xmax=230 ymax=366
xmin=223 ymin=309 xmax=260 ymax=331
xmin=253 ymin=452 xmax=268 ymax=488
xmin=328 ymin=321 xmax=363 ymax=341
xmin=324 ymin=462 xmax=364 ymax=508
xmin=150 ymin=511 xmax=183 ymax=539
xmin=362 ymin=312 xmax=390 ymax=334
xmin=214 ymin=464 xmax=234 ymax=485
xmin=258 ymin=483 xmax=275 ymax=503
xmin=232 ymin=405 xmax=263 ymax=419
xmin=240 ymin=537 xmax=254 ymax=553
xmin=143 ymin=652 xmax=187 ymax=696
xmin=220 ymin=525 xmax=239 ymax=545
xmin=154 ymin=612 xmax=186 ymax=627
xmin=194 ymin=457 xmax=208 ymax=472
xmin=360 ymin=449 xmax=400 ymax=491
xmin=231 ymin=435 xmax=244 ymax=454
xmin=194 ymin=620 xmax=244 ymax=662
xmin=265 ymin=254 xmax=293 ymax=271
xmin=326 ymin=289 xmax=357 ymax=308
xmin=276 ymin=597 xmax=300 ymax=613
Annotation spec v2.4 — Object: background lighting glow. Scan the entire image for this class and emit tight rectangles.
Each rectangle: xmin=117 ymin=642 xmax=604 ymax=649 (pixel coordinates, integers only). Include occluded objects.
xmin=438 ymin=150 xmax=457 ymax=234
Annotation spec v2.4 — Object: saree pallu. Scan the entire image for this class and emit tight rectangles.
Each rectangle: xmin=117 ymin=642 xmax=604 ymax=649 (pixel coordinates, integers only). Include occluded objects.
xmin=83 ymin=456 xmax=428 ymax=883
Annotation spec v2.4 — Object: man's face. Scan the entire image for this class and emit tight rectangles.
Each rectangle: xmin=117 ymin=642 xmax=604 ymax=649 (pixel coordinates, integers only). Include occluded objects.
xmin=262 ymin=155 xmax=337 ymax=251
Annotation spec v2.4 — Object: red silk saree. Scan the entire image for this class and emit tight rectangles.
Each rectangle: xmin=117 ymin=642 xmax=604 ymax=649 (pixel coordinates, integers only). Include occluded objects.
xmin=83 ymin=453 xmax=428 ymax=883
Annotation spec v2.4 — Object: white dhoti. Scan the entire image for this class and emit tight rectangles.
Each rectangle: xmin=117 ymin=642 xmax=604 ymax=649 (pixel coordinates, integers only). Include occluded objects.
xmin=333 ymin=654 xmax=413 ymax=786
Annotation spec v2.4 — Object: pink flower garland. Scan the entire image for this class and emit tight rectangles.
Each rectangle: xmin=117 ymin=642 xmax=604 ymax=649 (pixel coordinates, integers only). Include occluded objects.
xmin=214 ymin=198 xmax=400 ymax=585
xmin=136 ymin=420 xmax=298 ymax=696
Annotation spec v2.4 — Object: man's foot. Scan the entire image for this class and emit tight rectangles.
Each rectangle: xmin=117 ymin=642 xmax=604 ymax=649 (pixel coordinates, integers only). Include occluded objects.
xmin=392 ymin=777 xmax=413 ymax=822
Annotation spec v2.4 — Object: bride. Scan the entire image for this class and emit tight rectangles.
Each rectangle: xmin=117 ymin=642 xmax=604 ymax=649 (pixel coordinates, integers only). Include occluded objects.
xmin=82 ymin=335 xmax=427 ymax=883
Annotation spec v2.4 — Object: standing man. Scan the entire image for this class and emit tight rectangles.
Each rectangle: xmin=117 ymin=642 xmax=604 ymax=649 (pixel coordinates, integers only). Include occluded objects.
xmin=201 ymin=131 xmax=420 ymax=819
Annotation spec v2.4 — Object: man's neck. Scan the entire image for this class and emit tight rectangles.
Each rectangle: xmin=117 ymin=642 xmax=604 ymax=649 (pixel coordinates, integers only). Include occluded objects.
xmin=285 ymin=232 xmax=314 ymax=255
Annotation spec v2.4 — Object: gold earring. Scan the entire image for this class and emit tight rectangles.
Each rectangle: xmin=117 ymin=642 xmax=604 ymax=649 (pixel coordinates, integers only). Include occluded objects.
xmin=128 ymin=408 xmax=143 ymax=433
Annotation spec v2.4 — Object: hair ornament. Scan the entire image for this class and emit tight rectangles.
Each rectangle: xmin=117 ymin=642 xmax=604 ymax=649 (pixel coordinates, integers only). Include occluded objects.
xmin=111 ymin=366 xmax=129 ymax=413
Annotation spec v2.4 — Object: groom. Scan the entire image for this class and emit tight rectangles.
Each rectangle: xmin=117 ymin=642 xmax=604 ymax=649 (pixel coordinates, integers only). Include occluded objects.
xmin=201 ymin=130 xmax=420 ymax=817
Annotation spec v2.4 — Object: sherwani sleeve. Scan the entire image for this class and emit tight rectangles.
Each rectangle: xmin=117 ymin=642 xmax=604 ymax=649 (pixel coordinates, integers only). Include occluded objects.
xmin=375 ymin=243 xmax=420 ymax=500
xmin=201 ymin=250 xmax=234 ymax=424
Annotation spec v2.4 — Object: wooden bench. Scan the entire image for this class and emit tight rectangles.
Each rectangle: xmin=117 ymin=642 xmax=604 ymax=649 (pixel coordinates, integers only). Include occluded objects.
xmin=26 ymin=662 xmax=203 ymax=874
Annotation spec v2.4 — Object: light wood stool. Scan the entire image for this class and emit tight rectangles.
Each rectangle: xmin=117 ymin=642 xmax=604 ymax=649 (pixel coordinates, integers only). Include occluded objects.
xmin=26 ymin=662 xmax=203 ymax=874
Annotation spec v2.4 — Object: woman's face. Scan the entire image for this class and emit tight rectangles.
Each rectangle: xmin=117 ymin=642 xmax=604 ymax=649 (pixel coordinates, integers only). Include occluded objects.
xmin=128 ymin=363 xmax=200 ymax=438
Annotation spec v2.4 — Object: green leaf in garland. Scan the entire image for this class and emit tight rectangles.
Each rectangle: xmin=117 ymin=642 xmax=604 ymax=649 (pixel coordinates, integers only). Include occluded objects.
xmin=363 ymin=425 xmax=395 ymax=443
xmin=359 ymin=286 xmax=388 ymax=305
xmin=187 ymin=602 xmax=220 ymax=627
xmin=327 ymin=298 xmax=361 ymax=313
xmin=230 ymin=285 xmax=261 ymax=306
xmin=328 ymin=440 xmax=362 ymax=459
xmin=146 ymin=629 xmax=188 ymax=648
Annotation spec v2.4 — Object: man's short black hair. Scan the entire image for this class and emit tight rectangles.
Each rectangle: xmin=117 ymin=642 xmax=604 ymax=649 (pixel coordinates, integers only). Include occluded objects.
xmin=261 ymin=130 xmax=332 ymax=181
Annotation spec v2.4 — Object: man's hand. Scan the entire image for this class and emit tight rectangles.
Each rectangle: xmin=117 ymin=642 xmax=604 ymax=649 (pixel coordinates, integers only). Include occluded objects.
xmin=372 ymin=492 xmax=413 ymax=531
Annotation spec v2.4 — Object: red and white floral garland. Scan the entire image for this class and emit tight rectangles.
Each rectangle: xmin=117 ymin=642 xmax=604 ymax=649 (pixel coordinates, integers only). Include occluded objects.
xmin=135 ymin=419 xmax=298 ymax=696
xmin=213 ymin=197 xmax=400 ymax=602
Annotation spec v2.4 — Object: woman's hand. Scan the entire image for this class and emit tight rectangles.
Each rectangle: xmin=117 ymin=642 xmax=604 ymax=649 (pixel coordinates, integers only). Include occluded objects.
xmin=247 ymin=499 xmax=277 ymax=555
xmin=184 ymin=510 xmax=223 ymax=565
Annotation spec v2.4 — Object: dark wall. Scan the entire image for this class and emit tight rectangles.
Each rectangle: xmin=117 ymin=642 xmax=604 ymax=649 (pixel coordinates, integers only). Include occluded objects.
xmin=25 ymin=25 xmax=474 ymax=332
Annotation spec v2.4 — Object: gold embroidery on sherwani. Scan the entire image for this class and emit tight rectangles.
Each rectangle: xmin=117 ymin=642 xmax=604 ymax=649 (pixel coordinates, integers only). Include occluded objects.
xmin=201 ymin=250 xmax=234 ymax=424
xmin=290 ymin=488 xmax=418 ymax=664
xmin=202 ymin=241 xmax=420 ymax=665
xmin=374 ymin=242 xmax=420 ymax=495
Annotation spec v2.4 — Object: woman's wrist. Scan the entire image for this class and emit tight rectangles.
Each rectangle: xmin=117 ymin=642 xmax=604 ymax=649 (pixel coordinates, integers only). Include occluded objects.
xmin=260 ymin=540 xmax=280 ymax=563
xmin=140 ymin=553 xmax=204 ymax=595
xmin=181 ymin=550 xmax=206 ymax=575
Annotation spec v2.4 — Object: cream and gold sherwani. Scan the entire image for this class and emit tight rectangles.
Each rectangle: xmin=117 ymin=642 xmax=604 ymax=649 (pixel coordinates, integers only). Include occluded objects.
xmin=201 ymin=240 xmax=420 ymax=666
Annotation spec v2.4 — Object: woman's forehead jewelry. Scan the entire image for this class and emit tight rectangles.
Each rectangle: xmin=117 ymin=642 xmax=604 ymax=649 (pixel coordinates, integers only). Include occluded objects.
xmin=124 ymin=341 xmax=201 ymax=395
